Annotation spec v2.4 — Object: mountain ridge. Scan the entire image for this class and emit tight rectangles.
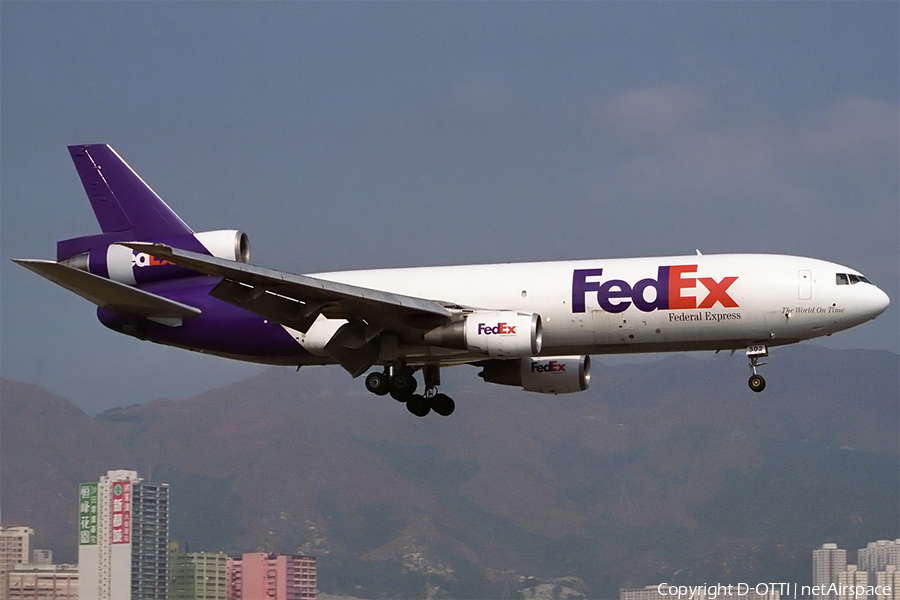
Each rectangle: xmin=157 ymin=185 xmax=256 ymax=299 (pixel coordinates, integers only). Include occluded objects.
xmin=2 ymin=345 xmax=897 ymax=598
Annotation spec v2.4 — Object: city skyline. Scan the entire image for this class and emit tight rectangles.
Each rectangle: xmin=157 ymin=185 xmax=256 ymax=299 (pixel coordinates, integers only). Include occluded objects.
xmin=5 ymin=517 xmax=898 ymax=600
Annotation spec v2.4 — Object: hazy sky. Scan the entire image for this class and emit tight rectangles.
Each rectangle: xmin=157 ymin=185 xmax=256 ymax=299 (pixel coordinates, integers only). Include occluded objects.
xmin=2 ymin=3 xmax=897 ymax=414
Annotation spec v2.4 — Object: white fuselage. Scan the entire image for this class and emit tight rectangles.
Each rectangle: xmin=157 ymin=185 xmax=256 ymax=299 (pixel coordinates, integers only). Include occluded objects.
xmin=293 ymin=253 xmax=890 ymax=364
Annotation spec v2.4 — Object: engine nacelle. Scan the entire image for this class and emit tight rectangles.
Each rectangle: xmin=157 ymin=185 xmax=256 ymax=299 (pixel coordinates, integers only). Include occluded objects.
xmin=479 ymin=355 xmax=591 ymax=394
xmin=424 ymin=311 xmax=542 ymax=358
xmin=193 ymin=230 xmax=251 ymax=263
xmin=66 ymin=230 xmax=250 ymax=286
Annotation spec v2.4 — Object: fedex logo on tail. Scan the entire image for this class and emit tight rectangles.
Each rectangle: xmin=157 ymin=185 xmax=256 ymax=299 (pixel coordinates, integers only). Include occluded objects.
xmin=478 ymin=322 xmax=517 ymax=335
xmin=131 ymin=252 xmax=175 ymax=268
xmin=572 ymin=265 xmax=738 ymax=314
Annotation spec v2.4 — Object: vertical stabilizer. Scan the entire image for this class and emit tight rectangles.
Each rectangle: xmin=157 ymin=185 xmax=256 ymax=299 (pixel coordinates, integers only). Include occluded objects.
xmin=58 ymin=145 xmax=194 ymax=260
xmin=68 ymin=144 xmax=192 ymax=237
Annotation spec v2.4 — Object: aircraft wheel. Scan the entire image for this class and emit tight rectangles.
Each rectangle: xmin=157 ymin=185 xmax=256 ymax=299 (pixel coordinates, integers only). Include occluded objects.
xmin=748 ymin=374 xmax=766 ymax=393
xmin=365 ymin=372 xmax=390 ymax=396
xmin=406 ymin=394 xmax=431 ymax=417
xmin=390 ymin=371 xmax=417 ymax=401
xmin=430 ymin=393 xmax=455 ymax=417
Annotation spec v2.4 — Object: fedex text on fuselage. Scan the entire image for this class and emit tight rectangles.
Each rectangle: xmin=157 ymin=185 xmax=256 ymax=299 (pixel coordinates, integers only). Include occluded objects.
xmin=572 ymin=264 xmax=739 ymax=314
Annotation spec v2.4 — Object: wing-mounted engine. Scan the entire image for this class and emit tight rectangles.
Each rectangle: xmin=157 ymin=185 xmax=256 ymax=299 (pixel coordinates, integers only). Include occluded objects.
xmin=424 ymin=310 xmax=542 ymax=358
xmin=479 ymin=355 xmax=591 ymax=394
xmin=60 ymin=230 xmax=250 ymax=286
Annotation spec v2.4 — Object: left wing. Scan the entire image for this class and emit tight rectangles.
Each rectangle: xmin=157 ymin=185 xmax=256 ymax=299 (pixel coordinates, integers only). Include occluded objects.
xmin=120 ymin=243 xmax=457 ymax=375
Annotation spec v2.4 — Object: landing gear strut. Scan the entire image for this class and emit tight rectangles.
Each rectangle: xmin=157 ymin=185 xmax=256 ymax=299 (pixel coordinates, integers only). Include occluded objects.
xmin=364 ymin=363 xmax=455 ymax=417
xmin=746 ymin=345 xmax=768 ymax=393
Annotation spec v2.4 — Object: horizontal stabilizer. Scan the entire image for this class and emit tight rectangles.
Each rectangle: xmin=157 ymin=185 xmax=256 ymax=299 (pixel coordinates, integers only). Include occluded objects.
xmin=13 ymin=259 xmax=201 ymax=325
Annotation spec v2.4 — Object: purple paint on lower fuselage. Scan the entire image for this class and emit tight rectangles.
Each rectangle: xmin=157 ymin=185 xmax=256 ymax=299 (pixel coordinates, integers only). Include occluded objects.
xmin=97 ymin=277 xmax=306 ymax=360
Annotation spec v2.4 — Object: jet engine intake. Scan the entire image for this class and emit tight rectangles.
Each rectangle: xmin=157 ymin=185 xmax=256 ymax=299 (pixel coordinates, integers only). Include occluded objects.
xmin=478 ymin=355 xmax=591 ymax=394
xmin=424 ymin=311 xmax=542 ymax=358
xmin=194 ymin=230 xmax=250 ymax=263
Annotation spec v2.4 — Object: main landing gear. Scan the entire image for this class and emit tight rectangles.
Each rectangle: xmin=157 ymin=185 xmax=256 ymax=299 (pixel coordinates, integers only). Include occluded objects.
xmin=746 ymin=344 xmax=768 ymax=393
xmin=364 ymin=364 xmax=455 ymax=417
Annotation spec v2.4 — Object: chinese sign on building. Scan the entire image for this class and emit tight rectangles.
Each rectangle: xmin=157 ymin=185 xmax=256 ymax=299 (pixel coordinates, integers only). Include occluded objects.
xmin=111 ymin=481 xmax=131 ymax=545
xmin=79 ymin=482 xmax=98 ymax=546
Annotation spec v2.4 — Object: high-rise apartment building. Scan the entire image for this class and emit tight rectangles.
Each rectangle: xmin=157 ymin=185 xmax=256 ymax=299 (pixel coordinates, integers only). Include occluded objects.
xmin=227 ymin=553 xmax=316 ymax=600
xmin=814 ymin=543 xmax=849 ymax=600
xmin=78 ymin=469 xmax=169 ymax=600
xmin=168 ymin=543 xmax=228 ymax=600
xmin=875 ymin=565 xmax=899 ymax=600
xmin=860 ymin=541 xmax=900 ymax=578
xmin=0 ymin=527 xmax=33 ymax=600
xmin=837 ymin=565 xmax=870 ymax=600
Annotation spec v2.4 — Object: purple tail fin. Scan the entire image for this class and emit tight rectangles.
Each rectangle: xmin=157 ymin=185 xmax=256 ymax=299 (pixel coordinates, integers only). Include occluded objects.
xmin=57 ymin=144 xmax=194 ymax=260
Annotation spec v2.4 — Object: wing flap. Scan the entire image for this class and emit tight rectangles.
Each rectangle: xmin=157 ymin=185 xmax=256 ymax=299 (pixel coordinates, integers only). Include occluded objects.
xmin=209 ymin=278 xmax=323 ymax=332
xmin=119 ymin=243 xmax=453 ymax=330
xmin=13 ymin=259 xmax=201 ymax=324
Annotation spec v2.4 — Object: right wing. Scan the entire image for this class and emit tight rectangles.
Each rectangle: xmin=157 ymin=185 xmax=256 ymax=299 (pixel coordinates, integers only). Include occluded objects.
xmin=119 ymin=243 xmax=458 ymax=376
xmin=13 ymin=259 xmax=201 ymax=326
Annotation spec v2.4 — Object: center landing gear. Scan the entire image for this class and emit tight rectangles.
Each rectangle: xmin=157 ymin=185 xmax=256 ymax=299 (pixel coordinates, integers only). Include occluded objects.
xmin=746 ymin=344 xmax=768 ymax=393
xmin=364 ymin=364 xmax=455 ymax=417
xmin=429 ymin=392 xmax=456 ymax=417
xmin=406 ymin=390 xmax=455 ymax=417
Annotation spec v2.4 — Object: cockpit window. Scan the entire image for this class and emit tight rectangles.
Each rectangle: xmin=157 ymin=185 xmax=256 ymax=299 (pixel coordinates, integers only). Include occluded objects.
xmin=836 ymin=272 xmax=872 ymax=285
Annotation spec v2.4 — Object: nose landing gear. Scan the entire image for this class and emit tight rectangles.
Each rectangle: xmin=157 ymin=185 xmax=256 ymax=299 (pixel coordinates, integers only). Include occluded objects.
xmin=748 ymin=371 xmax=766 ymax=393
xmin=746 ymin=345 xmax=768 ymax=393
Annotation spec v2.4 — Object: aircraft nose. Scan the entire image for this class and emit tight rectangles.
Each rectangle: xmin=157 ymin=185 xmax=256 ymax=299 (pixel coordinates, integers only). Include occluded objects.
xmin=868 ymin=284 xmax=890 ymax=318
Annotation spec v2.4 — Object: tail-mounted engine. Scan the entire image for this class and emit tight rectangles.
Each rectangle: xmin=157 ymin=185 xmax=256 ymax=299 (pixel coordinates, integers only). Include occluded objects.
xmin=479 ymin=355 xmax=591 ymax=394
xmin=424 ymin=310 xmax=542 ymax=358
xmin=61 ymin=230 xmax=250 ymax=286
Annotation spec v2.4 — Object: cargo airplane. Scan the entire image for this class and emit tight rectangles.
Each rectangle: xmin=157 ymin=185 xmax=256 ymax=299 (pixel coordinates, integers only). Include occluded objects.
xmin=15 ymin=145 xmax=891 ymax=417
